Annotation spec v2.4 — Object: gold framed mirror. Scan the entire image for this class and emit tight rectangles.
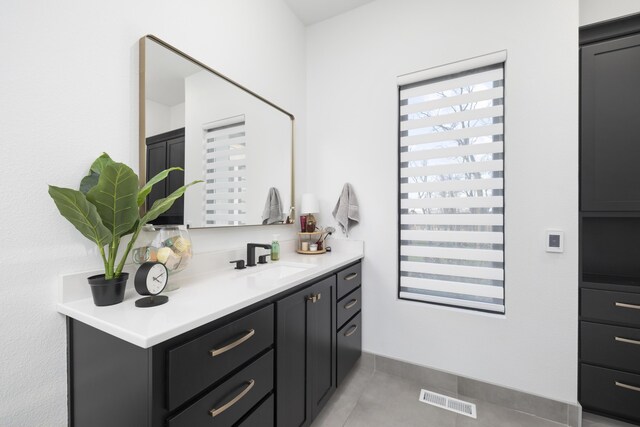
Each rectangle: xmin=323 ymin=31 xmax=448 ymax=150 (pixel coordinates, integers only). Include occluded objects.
xmin=139 ymin=35 xmax=294 ymax=228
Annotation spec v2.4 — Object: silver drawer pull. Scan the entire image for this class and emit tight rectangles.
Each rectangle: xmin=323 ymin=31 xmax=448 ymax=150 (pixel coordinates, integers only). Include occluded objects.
xmin=344 ymin=324 xmax=358 ymax=337
xmin=615 ymin=302 xmax=640 ymax=310
xmin=344 ymin=272 xmax=358 ymax=281
xmin=615 ymin=381 xmax=640 ymax=393
xmin=344 ymin=299 xmax=358 ymax=310
xmin=615 ymin=336 xmax=640 ymax=346
xmin=210 ymin=329 xmax=255 ymax=357
xmin=209 ymin=379 xmax=255 ymax=417
xmin=306 ymin=293 xmax=322 ymax=303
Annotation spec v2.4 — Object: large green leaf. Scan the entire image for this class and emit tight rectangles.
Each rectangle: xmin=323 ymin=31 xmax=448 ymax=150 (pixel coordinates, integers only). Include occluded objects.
xmin=86 ymin=162 xmax=139 ymax=238
xmin=48 ymin=186 xmax=112 ymax=247
xmin=90 ymin=153 xmax=115 ymax=174
xmin=79 ymin=153 xmax=115 ymax=194
xmin=141 ymin=180 xmax=202 ymax=225
xmin=137 ymin=167 xmax=183 ymax=207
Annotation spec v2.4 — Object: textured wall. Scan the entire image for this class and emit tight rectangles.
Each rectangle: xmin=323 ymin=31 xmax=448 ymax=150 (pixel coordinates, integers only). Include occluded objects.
xmin=307 ymin=0 xmax=580 ymax=402
xmin=0 ymin=1 xmax=305 ymax=425
xmin=580 ymin=0 xmax=640 ymax=25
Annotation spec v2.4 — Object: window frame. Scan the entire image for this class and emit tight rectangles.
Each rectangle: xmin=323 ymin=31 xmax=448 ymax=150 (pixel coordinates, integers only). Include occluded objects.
xmin=396 ymin=52 xmax=507 ymax=314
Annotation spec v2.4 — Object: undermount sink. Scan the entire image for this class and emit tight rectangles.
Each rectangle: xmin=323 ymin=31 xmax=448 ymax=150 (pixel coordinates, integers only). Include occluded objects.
xmin=244 ymin=262 xmax=313 ymax=283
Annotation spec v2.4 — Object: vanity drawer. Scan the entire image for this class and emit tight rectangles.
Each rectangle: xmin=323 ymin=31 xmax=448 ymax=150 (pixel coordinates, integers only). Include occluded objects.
xmin=581 ymin=289 xmax=640 ymax=327
xmin=167 ymin=304 xmax=274 ymax=409
xmin=337 ymin=262 xmax=361 ymax=300
xmin=168 ymin=350 xmax=274 ymax=427
xmin=337 ymin=287 xmax=361 ymax=330
xmin=581 ymin=363 xmax=640 ymax=423
xmin=581 ymin=321 xmax=640 ymax=373
xmin=237 ymin=394 xmax=274 ymax=427
xmin=337 ymin=312 xmax=362 ymax=387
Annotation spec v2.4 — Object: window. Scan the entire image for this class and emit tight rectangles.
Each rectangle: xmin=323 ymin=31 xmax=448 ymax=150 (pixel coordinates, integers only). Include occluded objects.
xmin=203 ymin=115 xmax=247 ymax=226
xmin=398 ymin=52 xmax=506 ymax=313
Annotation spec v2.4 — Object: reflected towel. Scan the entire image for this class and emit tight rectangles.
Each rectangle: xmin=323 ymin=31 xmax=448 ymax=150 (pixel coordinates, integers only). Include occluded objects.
xmin=332 ymin=183 xmax=360 ymax=236
xmin=262 ymin=187 xmax=284 ymax=224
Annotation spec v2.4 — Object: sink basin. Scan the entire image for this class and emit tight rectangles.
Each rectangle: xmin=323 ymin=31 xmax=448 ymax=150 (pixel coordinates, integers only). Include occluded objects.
xmin=244 ymin=262 xmax=313 ymax=283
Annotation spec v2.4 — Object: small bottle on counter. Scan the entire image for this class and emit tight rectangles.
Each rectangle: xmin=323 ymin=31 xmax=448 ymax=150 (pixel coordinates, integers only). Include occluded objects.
xmin=271 ymin=234 xmax=280 ymax=261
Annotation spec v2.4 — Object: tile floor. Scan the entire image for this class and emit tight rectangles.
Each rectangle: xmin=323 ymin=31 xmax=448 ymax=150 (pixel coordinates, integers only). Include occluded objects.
xmin=311 ymin=356 xmax=638 ymax=427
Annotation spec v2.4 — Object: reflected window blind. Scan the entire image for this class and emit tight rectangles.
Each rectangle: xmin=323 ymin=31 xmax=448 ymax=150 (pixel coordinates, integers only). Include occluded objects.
xmin=398 ymin=55 xmax=505 ymax=314
xmin=203 ymin=115 xmax=247 ymax=226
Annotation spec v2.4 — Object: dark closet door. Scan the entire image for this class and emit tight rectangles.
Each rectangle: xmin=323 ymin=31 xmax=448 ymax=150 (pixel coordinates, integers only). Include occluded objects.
xmin=582 ymin=33 xmax=640 ymax=211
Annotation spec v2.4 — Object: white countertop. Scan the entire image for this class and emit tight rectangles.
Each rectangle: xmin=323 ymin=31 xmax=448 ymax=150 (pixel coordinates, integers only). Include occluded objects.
xmin=56 ymin=240 xmax=363 ymax=348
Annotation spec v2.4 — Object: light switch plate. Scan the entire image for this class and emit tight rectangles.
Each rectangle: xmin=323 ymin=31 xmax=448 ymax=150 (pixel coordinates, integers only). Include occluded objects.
xmin=546 ymin=230 xmax=564 ymax=253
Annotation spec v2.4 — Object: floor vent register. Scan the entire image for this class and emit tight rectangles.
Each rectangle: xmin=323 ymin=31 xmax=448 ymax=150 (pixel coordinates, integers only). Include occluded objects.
xmin=418 ymin=389 xmax=477 ymax=418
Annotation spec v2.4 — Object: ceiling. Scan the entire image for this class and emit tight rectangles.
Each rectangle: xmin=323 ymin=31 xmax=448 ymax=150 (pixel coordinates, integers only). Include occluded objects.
xmin=284 ymin=0 xmax=376 ymax=25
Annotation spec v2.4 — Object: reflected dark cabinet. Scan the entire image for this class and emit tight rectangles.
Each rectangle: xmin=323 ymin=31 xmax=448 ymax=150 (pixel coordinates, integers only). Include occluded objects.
xmin=580 ymin=15 xmax=640 ymax=425
xmin=146 ymin=128 xmax=185 ymax=224
xmin=276 ymin=276 xmax=336 ymax=427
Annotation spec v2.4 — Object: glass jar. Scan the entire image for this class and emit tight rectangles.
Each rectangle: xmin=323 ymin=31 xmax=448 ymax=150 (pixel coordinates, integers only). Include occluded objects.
xmin=132 ymin=225 xmax=192 ymax=291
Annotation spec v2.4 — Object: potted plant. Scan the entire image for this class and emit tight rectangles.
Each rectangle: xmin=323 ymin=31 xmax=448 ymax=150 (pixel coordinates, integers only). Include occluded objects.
xmin=48 ymin=153 xmax=200 ymax=306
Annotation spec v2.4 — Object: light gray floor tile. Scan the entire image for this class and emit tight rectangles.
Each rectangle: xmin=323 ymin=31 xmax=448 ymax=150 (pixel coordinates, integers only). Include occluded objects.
xmin=311 ymin=360 xmax=374 ymax=427
xmin=343 ymin=371 xmax=457 ymax=427
xmin=582 ymin=412 xmax=638 ymax=427
xmin=455 ymin=397 xmax=567 ymax=427
xmin=458 ymin=377 xmax=567 ymax=424
xmin=375 ymin=354 xmax=458 ymax=395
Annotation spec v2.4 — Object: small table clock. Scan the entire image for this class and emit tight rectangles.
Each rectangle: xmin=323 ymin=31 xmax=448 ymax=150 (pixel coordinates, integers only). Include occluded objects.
xmin=134 ymin=262 xmax=169 ymax=308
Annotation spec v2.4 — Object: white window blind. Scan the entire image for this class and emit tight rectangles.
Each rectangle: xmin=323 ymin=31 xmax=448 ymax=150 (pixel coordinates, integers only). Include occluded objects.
xmin=398 ymin=53 xmax=506 ymax=314
xmin=203 ymin=115 xmax=247 ymax=226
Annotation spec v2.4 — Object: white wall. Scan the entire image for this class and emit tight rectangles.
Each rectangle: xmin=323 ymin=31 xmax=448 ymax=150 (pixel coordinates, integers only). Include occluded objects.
xmin=0 ymin=1 xmax=305 ymax=425
xmin=580 ymin=0 xmax=640 ymax=25
xmin=307 ymin=0 xmax=579 ymax=402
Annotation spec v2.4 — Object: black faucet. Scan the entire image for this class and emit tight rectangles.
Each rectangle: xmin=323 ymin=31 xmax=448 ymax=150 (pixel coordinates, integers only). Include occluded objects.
xmin=247 ymin=243 xmax=272 ymax=267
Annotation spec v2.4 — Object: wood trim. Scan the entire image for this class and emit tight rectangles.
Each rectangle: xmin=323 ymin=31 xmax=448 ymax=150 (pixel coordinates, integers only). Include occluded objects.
xmin=580 ymin=12 xmax=640 ymax=45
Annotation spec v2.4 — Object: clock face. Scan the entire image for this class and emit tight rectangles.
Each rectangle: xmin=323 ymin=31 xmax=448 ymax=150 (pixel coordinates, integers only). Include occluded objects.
xmin=146 ymin=263 xmax=168 ymax=295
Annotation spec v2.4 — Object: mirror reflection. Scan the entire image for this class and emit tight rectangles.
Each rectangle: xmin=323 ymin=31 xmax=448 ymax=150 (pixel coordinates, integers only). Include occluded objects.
xmin=140 ymin=35 xmax=294 ymax=228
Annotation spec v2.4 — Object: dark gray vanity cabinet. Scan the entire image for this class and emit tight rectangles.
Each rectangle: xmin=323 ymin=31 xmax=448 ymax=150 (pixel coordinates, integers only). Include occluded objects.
xmin=276 ymin=275 xmax=337 ymax=427
xmin=68 ymin=303 xmax=275 ymax=427
xmin=67 ymin=260 xmax=362 ymax=427
xmin=146 ymin=127 xmax=185 ymax=225
xmin=580 ymin=14 xmax=640 ymax=425
xmin=336 ymin=262 xmax=362 ymax=387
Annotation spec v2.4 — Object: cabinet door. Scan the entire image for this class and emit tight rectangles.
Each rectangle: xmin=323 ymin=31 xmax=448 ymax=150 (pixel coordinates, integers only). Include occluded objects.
xmin=146 ymin=140 xmax=167 ymax=211
xmin=308 ymin=276 xmax=336 ymax=419
xmin=164 ymin=136 xmax=185 ymax=222
xmin=276 ymin=276 xmax=336 ymax=427
xmin=582 ymin=33 xmax=640 ymax=211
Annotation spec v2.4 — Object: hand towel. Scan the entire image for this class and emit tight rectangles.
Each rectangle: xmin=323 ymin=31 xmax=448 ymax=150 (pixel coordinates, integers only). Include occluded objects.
xmin=332 ymin=183 xmax=360 ymax=236
xmin=262 ymin=187 xmax=284 ymax=224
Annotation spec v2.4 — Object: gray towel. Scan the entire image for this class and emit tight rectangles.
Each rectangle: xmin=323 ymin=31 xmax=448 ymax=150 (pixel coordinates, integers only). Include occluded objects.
xmin=262 ymin=187 xmax=284 ymax=224
xmin=332 ymin=183 xmax=360 ymax=236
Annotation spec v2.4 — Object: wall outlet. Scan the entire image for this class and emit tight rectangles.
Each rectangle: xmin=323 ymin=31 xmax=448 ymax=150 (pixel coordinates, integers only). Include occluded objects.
xmin=546 ymin=230 xmax=564 ymax=253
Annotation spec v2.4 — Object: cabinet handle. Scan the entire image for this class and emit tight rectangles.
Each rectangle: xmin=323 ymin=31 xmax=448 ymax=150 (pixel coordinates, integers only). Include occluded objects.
xmin=615 ymin=302 xmax=640 ymax=310
xmin=344 ymin=299 xmax=358 ymax=309
xmin=615 ymin=336 xmax=640 ymax=346
xmin=209 ymin=379 xmax=255 ymax=417
xmin=209 ymin=329 xmax=255 ymax=357
xmin=344 ymin=272 xmax=358 ymax=281
xmin=344 ymin=324 xmax=358 ymax=337
xmin=306 ymin=293 xmax=322 ymax=303
xmin=615 ymin=381 xmax=640 ymax=393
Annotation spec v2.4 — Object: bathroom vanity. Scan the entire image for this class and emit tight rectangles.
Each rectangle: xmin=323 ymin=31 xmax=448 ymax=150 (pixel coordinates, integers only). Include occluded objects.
xmin=58 ymin=247 xmax=363 ymax=427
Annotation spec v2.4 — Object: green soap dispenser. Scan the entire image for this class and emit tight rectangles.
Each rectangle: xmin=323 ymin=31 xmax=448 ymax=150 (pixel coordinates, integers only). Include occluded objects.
xmin=271 ymin=234 xmax=280 ymax=261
